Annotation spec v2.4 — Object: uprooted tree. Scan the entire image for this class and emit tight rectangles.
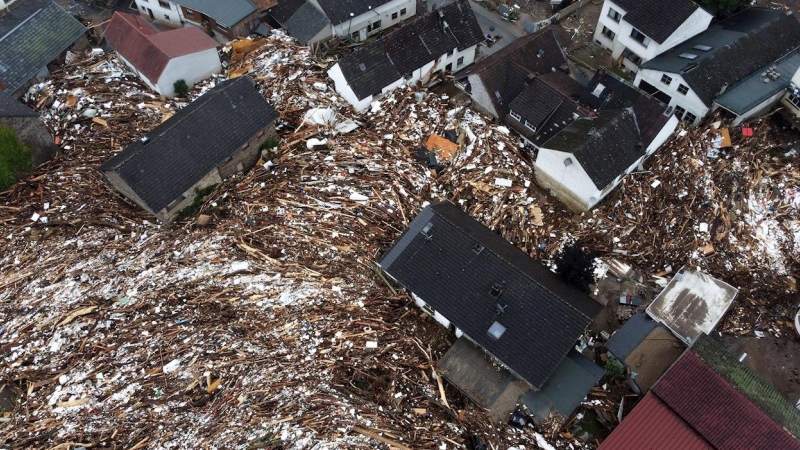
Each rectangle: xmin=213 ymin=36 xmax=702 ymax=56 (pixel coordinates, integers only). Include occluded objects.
xmin=554 ymin=240 xmax=596 ymax=292
xmin=0 ymin=126 xmax=32 ymax=191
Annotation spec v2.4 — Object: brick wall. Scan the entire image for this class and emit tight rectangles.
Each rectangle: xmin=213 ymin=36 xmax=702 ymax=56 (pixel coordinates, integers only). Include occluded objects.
xmin=218 ymin=123 xmax=276 ymax=178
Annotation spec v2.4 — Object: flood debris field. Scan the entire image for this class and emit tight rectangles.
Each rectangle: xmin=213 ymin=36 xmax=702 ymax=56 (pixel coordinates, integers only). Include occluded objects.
xmin=0 ymin=31 xmax=798 ymax=449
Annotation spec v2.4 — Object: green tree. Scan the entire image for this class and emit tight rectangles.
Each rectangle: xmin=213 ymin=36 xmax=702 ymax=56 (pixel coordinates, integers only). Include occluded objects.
xmin=554 ymin=240 xmax=596 ymax=292
xmin=696 ymin=0 xmax=749 ymax=18
xmin=0 ymin=126 xmax=32 ymax=191
xmin=173 ymin=79 xmax=189 ymax=97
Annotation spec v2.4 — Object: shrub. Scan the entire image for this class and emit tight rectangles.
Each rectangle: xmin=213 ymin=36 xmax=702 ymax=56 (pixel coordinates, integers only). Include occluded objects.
xmin=0 ymin=126 xmax=32 ymax=191
xmin=603 ymin=358 xmax=625 ymax=382
xmin=554 ymin=240 xmax=596 ymax=292
xmin=176 ymin=184 xmax=218 ymax=221
xmin=173 ymin=79 xmax=189 ymax=97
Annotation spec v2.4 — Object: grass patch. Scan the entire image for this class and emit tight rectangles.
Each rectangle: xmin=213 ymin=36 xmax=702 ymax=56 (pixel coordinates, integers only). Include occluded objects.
xmin=0 ymin=126 xmax=33 ymax=191
xmin=176 ymin=184 xmax=218 ymax=222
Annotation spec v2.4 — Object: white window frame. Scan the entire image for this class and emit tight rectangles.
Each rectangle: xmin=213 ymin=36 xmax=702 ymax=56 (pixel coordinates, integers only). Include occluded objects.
xmin=509 ymin=110 xmax=521 ymax=121
xmin=677 ymin=84 xmax=689 ymax=95
xmin=608 ymin=8 xmax=621 ymax=22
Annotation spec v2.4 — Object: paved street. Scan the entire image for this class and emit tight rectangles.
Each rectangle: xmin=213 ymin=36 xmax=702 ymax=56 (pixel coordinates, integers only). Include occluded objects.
xmin=427 ymin=0 xmax=525 ymax=56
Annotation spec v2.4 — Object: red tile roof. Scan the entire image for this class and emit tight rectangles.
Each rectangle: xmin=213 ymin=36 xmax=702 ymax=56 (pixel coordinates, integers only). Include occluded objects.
xmin=600 ymin=350 xmax=800 ymax=450
xmin=598 ymin=394 xmax=713 ymax=450
xmin=104 ymin=13 xmax=218 ymax=83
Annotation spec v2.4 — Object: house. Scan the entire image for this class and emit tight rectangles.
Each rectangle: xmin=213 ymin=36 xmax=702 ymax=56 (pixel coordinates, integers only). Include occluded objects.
xmin=99 ymin=77 xmax=278 ymax=224
xmin=0 ymin=90 xmax=57 ymax=166
xmin=605 ymin=313 xmax=684 ymax=393
xmin=593 ymin=0 xmax=713 ymax=73
xmin=133 ymin=0 xmax=260 ymax=41
xmin=328 ymin=0 xmax=483 ymax=111
xmin=460 ymin=29 xmax=572 ymax=120
xmin=533 ymin=70 xmax=679 ymax=212
xmin=779 ymin=65 xmax=800 ymax=129
xmin=646 ymin=268 xmax=738 ymax=345
xmin=0 ymin=0 xmax=86 ymax=97
xmin=635 ymin=8 xmax=800 ymax=126
xmin=379 ymin=201 xmax=603 ymax=422
xmin=271 ymin=0 xmax=416 ymax=46
xmin=104 ymin=13 xmax=221 ymax=97
xmin=599 ymin=333 xmax=800 ymax=449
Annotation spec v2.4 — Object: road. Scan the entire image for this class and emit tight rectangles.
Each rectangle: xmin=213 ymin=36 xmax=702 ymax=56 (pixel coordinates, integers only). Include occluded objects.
xmin=427 ymin=0 xmax=524 ymax=56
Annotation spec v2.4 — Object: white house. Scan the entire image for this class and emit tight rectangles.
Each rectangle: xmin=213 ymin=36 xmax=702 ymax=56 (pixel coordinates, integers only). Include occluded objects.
xmin=594 ymin=0 xmax=712 ymax=73
xmin=271 ymin=0 xmax=416 ymax=46
xmin=133 ymin=0 xmax=259 ymax=41
xmin=535 ymin=71 xmax=678 ymax=212
xmin=328 ymin=0 xmax=483 ymax=111
xmin=104 ymin=12 xmax=221 ymax=97
xmin=779 ymin=65 xmax=800 ymax=129
xmin=634 ymin=8 xmax=800 ymax=126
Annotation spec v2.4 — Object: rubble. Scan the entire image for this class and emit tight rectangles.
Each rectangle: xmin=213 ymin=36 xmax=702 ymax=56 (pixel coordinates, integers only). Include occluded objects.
xmin=0 ymin=29 xmax=797 ymax=449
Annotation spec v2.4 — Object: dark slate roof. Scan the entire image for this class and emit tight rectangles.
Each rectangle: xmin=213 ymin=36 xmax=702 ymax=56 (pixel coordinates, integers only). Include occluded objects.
xmin=522 ymin=350 xmax=604 ymax=421
xmin=270 ymin=0 xmax=304 ymax=24
xmin=505 ymin=77 xmax=583 ymax=144
xmin=0 ymin=90 xmax=37 ymax=117
xmin=337 ymin=0 xmax=483 ymax=100
xmin=528 ymin=100 xmax=584 ymax=146
xmin=172 ymin=0 xmax=257 ymax=28
xmin=691 ymin=334 xmax=800 ymax=440
xmin=641 ymin=8 xmax=800 ymax=106
xmin=99 ymin=77 xmax=277 ymax=213
xmin=464 ymin=28 xmax=568 ymax=116
xmin=316 ymin=0 xmax=396 ymax=26
xmin=581 ymin=70 xmax=672 ymax=151
xmin=606 ymin=313 xmax=657 ymax=360
xmin=281 ymin=1 xmax=330 ymax=45
xmin=611 ymin=0 xmax=705 ymax=44
xmin=653 ymin=345 xmax=800 ymax=450
xmin=0 ymin=0 xmax=85 ymax=94
xmin=543 ymin=109 xmax=642 ymax=190
xmin=715 ymin=49 xmax=800 ymax=114
xmin=379 ymin=201 xmax=602 ymax=389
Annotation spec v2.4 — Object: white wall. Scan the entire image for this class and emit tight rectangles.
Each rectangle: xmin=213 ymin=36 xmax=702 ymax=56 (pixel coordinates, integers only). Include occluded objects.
xmin=156 ymin=49 xmax=222 ymax=97
xmin=535 ymin=148 xmax=601 ymax=210
xmin=134 ymin=0 xmax=184 ymax=26
xmin=411 ymin=293 xmax=451 ymax=329
xmin=333 ymin=0 xmax=416 ymax=41
xmin=327 ymin=63 xmax=379 ymax=111
xmin=658 ymin=8 xmax=713 ymax=53
xmin=635 ymin=69 xmax=708 ymax=125
xmin=646 ymin=114 xmax=679 ymax=155
xmin=467 ymin=74 xmax=500 ymax=119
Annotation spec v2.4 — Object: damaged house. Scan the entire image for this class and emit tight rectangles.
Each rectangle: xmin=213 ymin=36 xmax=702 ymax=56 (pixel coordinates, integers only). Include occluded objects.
xmin=328 ymin=0 xmax=483 ymax=111
xmin=0 ymin=0 xmax=86 ymax=97
xmin=132 ymin=0 xmax=260 ymax=41
xmin=271 ymin=0 xmax=417 ymax=46
xmin=99 ymin=77 xmax=278 ymax=224
xmin=379 ymin=201 xmax=603 ymax=423
xmin=104 ymin=12 xmax=221 ymax=98
xmin=0 ymin=90 xmax=57 ymax=166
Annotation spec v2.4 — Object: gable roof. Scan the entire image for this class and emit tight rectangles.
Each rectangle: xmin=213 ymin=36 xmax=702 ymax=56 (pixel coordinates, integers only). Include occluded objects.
xmin=522 ymin=350 xmax=604 ymax=421
xmin=99 ymin=77 xmax=277 ymax=213
xmin=642 ymin=8 xmax=800 ymax=106
xmin=543 ymin=109 xmax=642 ymax=190
xmin=465 ymin=28 xmax=568 ymax=116
xmin=316 ymin=0 xmax=397 ymax=26
xmin=272 ymin=0 xmax=330 ymax=45
xmin=172 ymin=0 xmax=257 ymax=28
xmin=104 ymin=13 xmax=219 ymax=83
xmin=0 ymin=90 xmax=37 ymax=117
xmin=506 ymin=76 xmax=582 ymax=144
xmin=337 ymin=0 xmax=483 ymax=100
xmin=0 ymin=0 xmax=85 ymax=94
xmin=610 ymin=0 xmax=706 ymax=44
xmin=601 ymin=334 xmax=800 ymax=450
xmin=379 ymin=201 xmax=602 ymax=389
xmin=715 ymin=48 xmax=800 ymax=115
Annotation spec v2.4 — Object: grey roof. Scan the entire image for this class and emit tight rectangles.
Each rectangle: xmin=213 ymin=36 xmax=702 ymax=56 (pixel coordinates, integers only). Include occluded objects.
xmin=172 ymin=0 xmax=257 ymax=28
xmin=270 ymin=0 xmax=303 ymax=24
xmin=715 ymin=49 xmax=800 ymax=114
xmin=0 ymin=90 xmax=37 ymax=117
xmin=0 ymin=0 xmax=85 ymax=94
xmin=99 ymin=77 xmax=278 ymax=213
xmin=338 ymin=0 xmax=483 ymax=100
xmin=641 ymin=8 xmax=800 ymax=106
xmin=281 ymin=1 xmax=329 ymax=45
xmin=544 ymin=109 xmax=642 ymax=190
xmin=316 ymin=0 xmax=396 ymax=26
xmin=438 ymin=337 xmax=515 ymax=409
xmin=505 ymin=77 xmax=582 ymax=144
xmin=611 ymin=0 xmax=705 ymax=44
xmin=379 ymin=201 xmax=602 ymax=389
xmin=606 ymin=313 xmax=658 ymax=360
xmin=522 ymin=350 xmax=604 ymax=421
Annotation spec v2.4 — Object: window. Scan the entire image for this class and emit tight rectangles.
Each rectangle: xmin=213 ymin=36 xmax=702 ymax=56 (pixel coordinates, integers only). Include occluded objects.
xmin=608 ymin=7 xmax=621 ymax=22
xmin=217 ymin=23 xmax=229 ymax=30
xmin=372 ymin=20 xmax=381 ymax=30
xmin=400 ymin=8 xmax=407 ymax=16
xmin=683 ymin=112 xmax=697 ymax=124
xmin=158 ymin=0 xmax=169 ymax=8
xmin=392 ymin=12 xmax=398 ymax=20
xmin=693 ymin=44 xmax=712 ymax=51
xmin=674 ymin=105 xmax=686 ymax=119
xmin=661 ymin=74 xmax=672 ymax=85
xmin=788 ymin=93 xmax=800 ymax=109
xmin=185 ymin=8 xmax=194 ymax=15
xmin=351 ymin=31 xmax=358 ymax=39
xmin=457 ymin=56 xmax=464 ymax=66
xmin=422 ymin=303 xmax=435 ymax=316
xmin=164 ymin=14 xmax=169 ymax=20
xmin=623 ymin=50 xmax=642 ymax=65
xmin=629 ymin=29 xmax=649 ymax=47
xmin=677 ymin=84 xmax=689 ymax=95
xmin=678 ymin=53 xmax=697 ymax=60
xmin=509 ymin=110 xmax=521 ymax=121
xmin=564 ymin=157 xmax=573 ymax=167
xmin=524 ymin=120 xmax=536 ymax=132
xmin=601 ymin=26 xmax=615 ymax=40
